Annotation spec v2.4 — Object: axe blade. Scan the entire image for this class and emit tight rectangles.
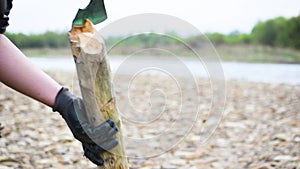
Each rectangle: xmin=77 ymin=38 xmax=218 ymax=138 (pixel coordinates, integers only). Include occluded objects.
xmin=72 ymin=0 xmax=107 ymax=27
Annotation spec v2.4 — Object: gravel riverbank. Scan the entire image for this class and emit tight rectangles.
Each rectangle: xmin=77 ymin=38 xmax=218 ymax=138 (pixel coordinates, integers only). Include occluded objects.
xmin=0 ymin=72 xmax=299 ymax=169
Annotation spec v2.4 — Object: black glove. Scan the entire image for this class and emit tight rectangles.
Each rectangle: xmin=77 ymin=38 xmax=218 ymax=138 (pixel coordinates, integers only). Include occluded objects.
xmin=53 ymin=87 xmax=118 ymax=166
xmin=0 ymin=0 xmax=13 ymax=34
xmin=0 ymin=123 xmax=4 ymax=138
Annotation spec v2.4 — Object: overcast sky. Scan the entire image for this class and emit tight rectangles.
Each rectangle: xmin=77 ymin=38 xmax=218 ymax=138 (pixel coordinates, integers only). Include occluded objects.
xmin=7 ymin=0 xmax=300 ymax=35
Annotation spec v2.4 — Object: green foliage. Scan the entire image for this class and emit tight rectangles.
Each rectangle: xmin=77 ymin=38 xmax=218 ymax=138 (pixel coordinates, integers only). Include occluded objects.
xmin=5 ymin=31 xmax=69 ymax=49
xmin=206 ymin=33 xmax=226 ymax=45
xmin=287 ymin=15 xmax=300 ymax=49
xmin=106 ymin=33 xmax=181 ymax=48
xmin=43 ymin=31 xmax=69 ymax=48
xmin=225 ymin=31 xmax=251 ymax=44
xmin=205 ymin=31 xmax=251 ymax=45
xmin=251 ymin=18 xmax=284 ymax=46
xmin=204 ymin=15 xmax=300 ymax=50
xmin=251 ymin=15 xmax=300 ymax=49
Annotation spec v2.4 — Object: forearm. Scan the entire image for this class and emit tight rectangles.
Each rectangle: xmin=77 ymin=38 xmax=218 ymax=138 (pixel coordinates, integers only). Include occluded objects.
xmin=0 ymin=34 xmax=61 ymax=107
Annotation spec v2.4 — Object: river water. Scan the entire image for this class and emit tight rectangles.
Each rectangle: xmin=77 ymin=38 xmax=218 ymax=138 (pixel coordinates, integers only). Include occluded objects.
xmin=29 ymin=57 xmax=300 ymax=85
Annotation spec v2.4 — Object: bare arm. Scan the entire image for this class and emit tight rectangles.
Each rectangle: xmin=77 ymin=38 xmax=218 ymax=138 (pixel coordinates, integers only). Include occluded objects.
xmin=0 ymin=34 xmax=61 ymax=107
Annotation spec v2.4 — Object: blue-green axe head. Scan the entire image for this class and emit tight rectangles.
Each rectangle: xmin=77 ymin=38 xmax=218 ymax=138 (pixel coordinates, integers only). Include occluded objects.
xmin=72 ymin=0 xmax=107 ymax=27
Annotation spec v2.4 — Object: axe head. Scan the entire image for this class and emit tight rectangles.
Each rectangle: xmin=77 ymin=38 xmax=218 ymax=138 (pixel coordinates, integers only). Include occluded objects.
xmin=72 ymin=0 xmax=107 ymax=27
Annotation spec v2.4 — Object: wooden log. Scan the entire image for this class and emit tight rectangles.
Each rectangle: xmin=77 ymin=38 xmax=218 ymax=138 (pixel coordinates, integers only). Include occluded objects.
xmin=69 ymin=19 xmax=129 ymax=169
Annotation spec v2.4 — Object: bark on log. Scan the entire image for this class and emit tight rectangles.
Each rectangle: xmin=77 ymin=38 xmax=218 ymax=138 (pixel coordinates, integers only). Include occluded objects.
xmin=69 ymin=19 xmax=128 ymax=169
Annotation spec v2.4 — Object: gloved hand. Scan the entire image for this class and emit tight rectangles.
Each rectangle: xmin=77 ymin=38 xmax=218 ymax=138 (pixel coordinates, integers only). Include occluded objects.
xmin=0 ymin=0 xmax=13 ymax=34
xmin=53 ymin=87 xmax=118 ymax=166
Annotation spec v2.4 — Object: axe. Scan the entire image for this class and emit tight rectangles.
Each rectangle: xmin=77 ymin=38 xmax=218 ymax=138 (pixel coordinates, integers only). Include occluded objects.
xmin=72 ymin=0 xmax=107 ymax=27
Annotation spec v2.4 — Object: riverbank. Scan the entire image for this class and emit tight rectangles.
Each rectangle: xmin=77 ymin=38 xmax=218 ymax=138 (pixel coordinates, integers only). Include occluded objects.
xmin=22 ymin=44 xmax=300 ymax=64
xmin=0 ymin=72 xmax=299 ymax=168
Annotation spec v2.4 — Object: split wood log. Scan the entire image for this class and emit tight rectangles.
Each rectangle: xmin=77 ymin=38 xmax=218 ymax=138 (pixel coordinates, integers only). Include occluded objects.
xmin=69 ymin=19 xmax=128 ymax=169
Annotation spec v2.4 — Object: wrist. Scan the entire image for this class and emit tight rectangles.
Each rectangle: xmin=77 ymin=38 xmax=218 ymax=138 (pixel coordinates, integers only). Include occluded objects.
xmin=52 ymin=87 xmax=76 ymax=114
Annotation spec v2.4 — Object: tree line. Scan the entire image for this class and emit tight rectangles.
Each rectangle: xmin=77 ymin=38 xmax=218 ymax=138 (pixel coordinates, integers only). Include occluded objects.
xmin=205 ymin=15 xmax=300 ymax=49
xmin=5 ymin=31 xmax=69 ymax=48
xmin=5 ymin=15 xmax=300 ymax=50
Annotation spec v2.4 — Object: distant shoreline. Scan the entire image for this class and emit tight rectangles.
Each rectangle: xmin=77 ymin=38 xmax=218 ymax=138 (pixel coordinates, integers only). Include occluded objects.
xmin=22 ymin=44 xmax=300 ymax=64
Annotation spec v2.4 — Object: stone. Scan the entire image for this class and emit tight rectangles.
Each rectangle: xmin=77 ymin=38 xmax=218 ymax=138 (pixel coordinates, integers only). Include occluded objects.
xmin=272 ymin=133 xmax=291 ymax=142
xmin=169 ymin=159 xmax=186 ymax=166
xmin=273 ymin=155 xmax=296 ymax=161
xmin=161 ymin=164 xmax=177 ymax=169
xmin=293 ymin=135 xmax=300 ymax=143
xmin=0 ymin=166 xmax=14 ymax=169
xmin=174 ymin=151 xmax=201 ymax=159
